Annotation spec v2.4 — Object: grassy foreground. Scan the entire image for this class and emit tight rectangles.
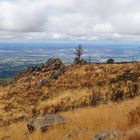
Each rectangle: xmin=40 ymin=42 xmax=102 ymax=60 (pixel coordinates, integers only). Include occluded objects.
xmin=0 ymin=97 xmax=140 ymax=140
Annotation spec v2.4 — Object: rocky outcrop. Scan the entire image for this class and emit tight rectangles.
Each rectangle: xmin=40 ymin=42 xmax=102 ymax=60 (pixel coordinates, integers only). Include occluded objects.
xmin=16 ymin=58 xmax=65 ymax=79
xmin=43 ymin=58 xmax=65 ymax=71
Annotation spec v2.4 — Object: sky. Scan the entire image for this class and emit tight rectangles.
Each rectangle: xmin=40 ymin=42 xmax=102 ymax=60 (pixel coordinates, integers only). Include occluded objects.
xmin=0 ymin=0 xmax=140 ymax=41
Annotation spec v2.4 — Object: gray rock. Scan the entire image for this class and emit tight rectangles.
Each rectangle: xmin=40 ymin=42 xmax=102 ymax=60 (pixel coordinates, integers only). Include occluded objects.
xmin=36 ymin=79 xmax=48 ymax=88
xmin=25 ymin=75 xmax=32 ymax=82
xmin=41 ymin=68 xmax=48 ymax=72
xmin=27 ymin=114 xmax=65 ymax=133
xmin=50 ymin=75 xmax=58 ymax=80
xmin=93 ymin=130 xmax=122 ymax=140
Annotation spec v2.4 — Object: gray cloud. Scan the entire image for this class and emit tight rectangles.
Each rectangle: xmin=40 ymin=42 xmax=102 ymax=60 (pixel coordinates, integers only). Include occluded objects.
xmin=0 ymin=0 xmax=140 ymax=40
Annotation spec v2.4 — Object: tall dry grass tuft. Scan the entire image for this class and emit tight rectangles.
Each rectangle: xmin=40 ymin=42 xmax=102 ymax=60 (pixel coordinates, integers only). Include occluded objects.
xmin=1 ymin=96 xmax=140 ymax=139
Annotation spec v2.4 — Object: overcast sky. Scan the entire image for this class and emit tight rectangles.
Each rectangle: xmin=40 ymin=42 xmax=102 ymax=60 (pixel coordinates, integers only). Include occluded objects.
xmin=0 ymin=0 xmax=140 ymax=41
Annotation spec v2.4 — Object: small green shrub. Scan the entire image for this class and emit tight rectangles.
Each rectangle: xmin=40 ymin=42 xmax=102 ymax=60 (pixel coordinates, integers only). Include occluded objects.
xmin=106 ymin=58 xmax=114 ymax=64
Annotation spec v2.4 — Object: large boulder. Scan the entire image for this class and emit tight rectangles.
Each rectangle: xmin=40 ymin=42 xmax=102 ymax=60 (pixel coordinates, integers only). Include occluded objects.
xmin=27 ymin=114 xmax=65 ymax=132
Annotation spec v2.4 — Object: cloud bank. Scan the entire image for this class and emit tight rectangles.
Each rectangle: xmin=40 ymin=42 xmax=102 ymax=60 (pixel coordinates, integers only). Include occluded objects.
xmin=0 ymin=0 xmax=140 ymax=41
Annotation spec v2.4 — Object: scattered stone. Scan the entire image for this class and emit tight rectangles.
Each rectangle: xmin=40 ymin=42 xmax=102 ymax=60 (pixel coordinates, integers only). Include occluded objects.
xmin=41 ymin=68 xmax=48 ymax=72
xmin=50 ymin=75 xmax=58 ymax=80
xmin=23 ymin=82 xmax=31 ymax=91
xmin=24 ymin=75 xmax=32 ymax=82
xmin=36 ymin=79 xmax=48 ymax=88
xmin=27 ymin=114 xmax=66 ymax=133
xmin=92 ymin=130 xmax=122 ymax=140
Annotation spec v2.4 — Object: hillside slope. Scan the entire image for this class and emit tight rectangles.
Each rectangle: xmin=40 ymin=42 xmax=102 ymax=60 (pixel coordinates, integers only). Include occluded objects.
xmin=0 ymin=60 xmax=140 ymax=139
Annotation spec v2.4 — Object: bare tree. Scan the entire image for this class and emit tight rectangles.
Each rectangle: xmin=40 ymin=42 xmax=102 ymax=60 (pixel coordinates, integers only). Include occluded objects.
xmin=74 ymin=45 xmax=86 ymax=64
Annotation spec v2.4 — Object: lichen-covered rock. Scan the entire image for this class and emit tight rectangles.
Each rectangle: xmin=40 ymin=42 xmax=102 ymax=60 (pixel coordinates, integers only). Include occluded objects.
xmin=27 ymin=114 xmax=65 ymax=132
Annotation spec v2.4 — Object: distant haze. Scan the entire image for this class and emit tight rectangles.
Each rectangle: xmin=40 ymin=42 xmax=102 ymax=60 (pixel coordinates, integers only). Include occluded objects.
xmin=0 ymin=41 xmax=140 ymax=77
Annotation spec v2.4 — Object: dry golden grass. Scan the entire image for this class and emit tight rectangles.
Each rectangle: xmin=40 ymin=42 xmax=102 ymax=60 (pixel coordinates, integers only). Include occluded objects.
xmin=0 ymin=62 xmax=140 ymax=139
xmin=0 ymin=96 xmax=140 ymax=140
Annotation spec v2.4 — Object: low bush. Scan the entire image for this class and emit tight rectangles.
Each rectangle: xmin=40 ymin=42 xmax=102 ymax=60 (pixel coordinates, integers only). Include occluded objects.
xmin=106 ymin=58 xmax=114 ymax=64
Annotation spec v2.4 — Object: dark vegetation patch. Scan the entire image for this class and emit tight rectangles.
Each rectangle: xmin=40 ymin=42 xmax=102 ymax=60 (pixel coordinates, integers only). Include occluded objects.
xmin=117 ymin=70 xmax=140 ymax=81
